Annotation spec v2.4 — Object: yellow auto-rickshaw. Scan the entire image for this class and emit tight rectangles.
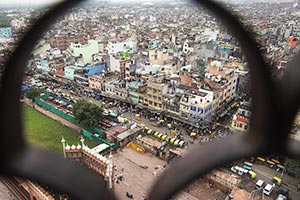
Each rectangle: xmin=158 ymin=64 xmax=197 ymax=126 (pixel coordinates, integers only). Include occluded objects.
xmin=135 ymin=114 xmax=141 ymax=121
xmin=170 ymin=138 xmax=176 ymax=144
xmin=248 ymin=171 xmax=257 ymax=179
xmin=161 ymin=135 xmax=168 ymax=141
xmin=272 ymin=176 xmax=282 ymax=185
xmin=178 ymin=140 xmax=185 ymax=148
xmin=170 ymin=130 xmax=177 ymax=135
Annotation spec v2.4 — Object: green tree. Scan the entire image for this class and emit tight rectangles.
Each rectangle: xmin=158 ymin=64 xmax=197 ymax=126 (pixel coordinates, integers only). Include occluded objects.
xmin=73 ymin=99 xmax=103 ymax=129
xmin=25 ymin=87 xmax=42 ymax=100
xmin=284 ymin=158 xmax=300 ymax=176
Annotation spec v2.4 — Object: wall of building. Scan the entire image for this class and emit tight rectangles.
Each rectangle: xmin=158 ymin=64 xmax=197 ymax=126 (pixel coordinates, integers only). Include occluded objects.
xmin=68 ymin=40 xmax=98 ymax=65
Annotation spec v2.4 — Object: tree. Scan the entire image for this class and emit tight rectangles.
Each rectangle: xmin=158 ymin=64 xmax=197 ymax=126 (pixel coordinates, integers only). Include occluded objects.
xmin=284 ymin=158 xmax=300 ymax=176
xmin=25 ymin=87 xmax=42 ymax=100
xmin=73 ymin=99 xmax=103 ymax=129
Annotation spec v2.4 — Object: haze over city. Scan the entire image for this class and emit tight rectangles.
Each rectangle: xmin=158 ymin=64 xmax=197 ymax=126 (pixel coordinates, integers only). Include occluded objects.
xmin=0 ymin=0 xmax=299 ymax=199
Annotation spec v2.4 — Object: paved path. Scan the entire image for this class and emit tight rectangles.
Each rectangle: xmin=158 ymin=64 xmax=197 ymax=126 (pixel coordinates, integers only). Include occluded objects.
xmin=112 ymin=148 xmax=198 ymax=200
xmin=254 ymin=164 xmax=300 ymax=200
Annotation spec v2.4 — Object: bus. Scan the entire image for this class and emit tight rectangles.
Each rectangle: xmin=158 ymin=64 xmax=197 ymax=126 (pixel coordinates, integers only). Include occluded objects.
xmin=257 ymin=157 xmax=266 ymax=163
xmin=266 ymin=160 xmax=276 ymax=168
xmin=231 ymin=166 xmax=248 ymax=176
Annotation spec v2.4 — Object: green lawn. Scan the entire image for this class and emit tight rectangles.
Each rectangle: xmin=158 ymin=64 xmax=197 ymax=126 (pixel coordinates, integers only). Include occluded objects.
xmin=22 ymin=105 xmax=97 ymax=155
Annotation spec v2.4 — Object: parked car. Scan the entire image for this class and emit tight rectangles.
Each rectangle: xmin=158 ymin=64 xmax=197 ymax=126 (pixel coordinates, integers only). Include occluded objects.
xmin=263 ymin=184 xmax=275 ymax=196
xmin=276 ymin=186 xmax=290 ymax=197
xmin=255 ymin=179 xmax=264 ymax=189
xmin=276 ymin=194 xmax=287 ymax=200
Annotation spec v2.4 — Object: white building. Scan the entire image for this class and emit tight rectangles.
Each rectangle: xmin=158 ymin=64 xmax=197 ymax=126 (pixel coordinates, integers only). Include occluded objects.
xmin=106 ymin=36 xmax=137 ymax=55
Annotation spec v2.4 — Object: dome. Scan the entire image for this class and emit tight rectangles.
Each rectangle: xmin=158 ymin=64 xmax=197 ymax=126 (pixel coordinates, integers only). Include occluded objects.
xmin=65 ymin=145 xmax=71 ymax=150
xmin=76 ymin=144 xmax=82 ymax=149
xmin=71 ymin=144 xmax=76 ymax=150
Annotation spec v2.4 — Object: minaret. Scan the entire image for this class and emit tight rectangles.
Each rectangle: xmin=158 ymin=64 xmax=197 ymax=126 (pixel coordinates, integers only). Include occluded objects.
xmin=107 ymin=154 xmax=113 ymax=189
xmin=61 ymin=136 xmax=66 ymax=158
xmin=80 ymin=136 xmax=85 ymax=147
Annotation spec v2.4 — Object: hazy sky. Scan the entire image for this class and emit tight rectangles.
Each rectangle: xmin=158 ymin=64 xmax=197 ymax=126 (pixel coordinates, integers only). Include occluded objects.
xmin=0 ymin=0 xmax=62 ymax=4
xmin=0 ymin=0 xmax=282 ymax=5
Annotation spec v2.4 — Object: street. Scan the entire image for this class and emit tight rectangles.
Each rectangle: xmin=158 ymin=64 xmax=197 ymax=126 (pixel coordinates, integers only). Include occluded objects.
xmin=253 ymin=163 xmax=300 ymax=200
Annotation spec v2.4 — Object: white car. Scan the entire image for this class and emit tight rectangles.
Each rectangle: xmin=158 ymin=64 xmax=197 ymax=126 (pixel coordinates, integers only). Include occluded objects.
xmin=263 ymin=184 xmax=275 ymax=196
xmin=255 ymin=179 xmax=264 ymax=189
xmin=276 ymin=194 xmax=287 ymax=200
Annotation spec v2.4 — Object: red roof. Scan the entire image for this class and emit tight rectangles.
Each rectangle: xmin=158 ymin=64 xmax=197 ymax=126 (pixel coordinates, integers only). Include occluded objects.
xmin=236 ymin=116 xmax=247 ymax=123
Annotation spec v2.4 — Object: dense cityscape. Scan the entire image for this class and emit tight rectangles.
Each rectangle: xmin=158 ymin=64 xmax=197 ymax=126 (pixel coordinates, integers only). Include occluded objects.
xmin=0 ymin=0 xmax=300 ymax=199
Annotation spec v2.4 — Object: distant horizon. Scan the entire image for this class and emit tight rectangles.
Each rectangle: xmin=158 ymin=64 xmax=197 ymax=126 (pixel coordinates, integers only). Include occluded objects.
xmin=0 ymin=0 xmax=296 ymax=9
xmin=0 ymin=0 xmax=291 ymax=5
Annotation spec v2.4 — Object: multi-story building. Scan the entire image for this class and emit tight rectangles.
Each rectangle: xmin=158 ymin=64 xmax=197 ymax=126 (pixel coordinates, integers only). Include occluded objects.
xmin=106 ymin=36 xmax=137 ymax=55
xmin=35 ymin=58 xmax=50 ymax=73
xmin=64 ymin=65 xmax=81 ymax=80
xmin=144 ymin=81 xmax=168 ymax=111
xmin=0 ymin=27 xmax=12 ymax=37
xmin=231 ymin=101 xmax=251 ymax=132
xmin=164 ymin=93 xmax=181 ymax=116
xmin=128 ymin=80 xmax=147 ymax=104
xmin=109 ymin=55 xmax=131 ymax=79
xmin=66 ymin=40 xmax=99 ymax=65
xmin=148 ymin=49 xmax=173 ymax=65
xmin=50 ymin=33 xmax=85 ymax=51
xmin=204 ymin=60 xmax=240 ymax=110
xmin=89 ymin=74 xmax=104 ymax=91
xmin=188 ymin=89 xmax=214 ymax=124
xmin=103 ymin=79 xmax=128 ymax=101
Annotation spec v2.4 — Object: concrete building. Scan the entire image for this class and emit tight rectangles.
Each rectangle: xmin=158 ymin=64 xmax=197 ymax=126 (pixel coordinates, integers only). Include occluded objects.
xmin=164 ymin=93 xmax=181 ymax=116
xmin=144 ymin=81 xmax=168 ymax=111
xmin=204 ymin=60 xmax=240 ymax=110
xmin=128 ymin=80 xmax=147 ymax=104
xmin=104 ymin=79 xmax=128 ymax=101
xmin=35 ymin=59 xmax=50 ymax=73
xmin=64 ymin=65 xmax=81 ymax=80
xmin=50 ymin=33 xmax=85 ymax=51
xmin=67 ymin=40 xmax=99 ymax=65
xmin=149 ymin=49 xmax=173 ymax=65
xmin=231 ymin=101 xmax=251 ymax=132
xmin=106 ymin=37 xmax=137 ymax=55
xmin=109 ymin=55 xmax=133 ymax=79
xmin=0 ymin=27 xmax=12 ymax=37
xmin=188 ymin=89 xmax=214 ymax=124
